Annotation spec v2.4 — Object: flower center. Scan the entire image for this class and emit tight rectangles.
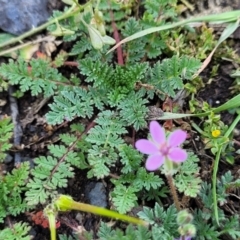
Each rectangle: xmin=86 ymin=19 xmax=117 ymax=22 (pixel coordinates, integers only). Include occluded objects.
xmin=159 ymin=142 xmax=170 ymax=156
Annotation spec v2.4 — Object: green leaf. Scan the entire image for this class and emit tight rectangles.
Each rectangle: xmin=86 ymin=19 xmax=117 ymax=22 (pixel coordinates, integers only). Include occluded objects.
xmin=26 ymin=152 xmax=74 ymax=205
xmin=87 ymin=145 xmax=118 ymax=178
xmin=0 ymin=162 xmax=30 ymax=221
xmin=138 ymin=203 xmax=178 ymax=236
xmin=175 ymin=152 xmax=201 ymax=197
xmin=86 ymin=110 xmax=127 ymax=148
xmin=112 ymin=185 xmax=138 ymax=214
xmin=221 ymin=216 xmax=240 ymax=238
xmin=0 ymin=222 xmax=31 ymax=240
xmin=134 ymin=168 xmax=164 ymax=191
xmin=119 ymin=144 xmax=143 ymax=174
xmin=0 ymin=58 xmax=67 ymax=97
xmin=46 ymin=87 xmax=94 ymax=124
xmin=148 ymin=55 xmax=201 ymax=97
xmin=0 ymin=117 xmax=13 ymax=162
xmin=118 ymin=90 xmax=148 ymax=130
xmin=108 ymin=10 xmax=240 ymax=53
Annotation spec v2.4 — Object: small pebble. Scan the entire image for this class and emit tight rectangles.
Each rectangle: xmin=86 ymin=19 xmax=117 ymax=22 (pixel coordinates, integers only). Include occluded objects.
xmin=85 ymin=182 xmax=107 ymax=208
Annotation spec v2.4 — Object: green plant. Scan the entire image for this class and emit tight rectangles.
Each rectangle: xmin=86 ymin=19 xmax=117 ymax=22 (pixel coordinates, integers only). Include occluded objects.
xmin=0 ymin=117 xmax=13 ymax=162
xmin=25 ymin=124 xmax=86 ymax=206
xmin=0 ymin=222 xmax=31 ymax=240
xmin=0 ymin=0 xmax=239 ymax=239
xmin=0 ymin=162 xmax=30 ymax=222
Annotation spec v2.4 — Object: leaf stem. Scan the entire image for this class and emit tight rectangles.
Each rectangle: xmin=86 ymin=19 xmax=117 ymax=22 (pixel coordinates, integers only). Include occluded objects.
xmin=166 ymin=174 xmax=181 ymax=211
xmin=212 ymin=113 xmax=240 ymax=225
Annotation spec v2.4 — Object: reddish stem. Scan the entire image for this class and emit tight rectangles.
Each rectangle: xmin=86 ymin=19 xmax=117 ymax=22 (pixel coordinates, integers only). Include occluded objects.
xmin=109 ymin=3 xmax=124 ymax=65
xmin=166 ymin=174 xmax=181 ymax=211
xmin=63 ymin=61 xmax=79 ymax=67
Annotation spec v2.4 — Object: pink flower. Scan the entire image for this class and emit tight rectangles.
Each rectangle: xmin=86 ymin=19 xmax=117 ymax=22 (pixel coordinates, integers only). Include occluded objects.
xmin=135 ymin=121 xmax=187 ymax=171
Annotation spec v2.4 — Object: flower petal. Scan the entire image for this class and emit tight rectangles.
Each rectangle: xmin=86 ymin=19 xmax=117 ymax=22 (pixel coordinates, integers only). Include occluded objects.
xmin=135 ymin=139 xmax=158 ymax=154
xmin=145 ymin=154 xmax=165 ymax=171
xmin=168 ymin=129 xmax=187 ymax=147
xmin=175 ymin=237 xmax=191 ymax=240
xmin=168 ymin=148 xmax=187 ymax=162
xmin=150 ymin=121 xmax=165 ymax=144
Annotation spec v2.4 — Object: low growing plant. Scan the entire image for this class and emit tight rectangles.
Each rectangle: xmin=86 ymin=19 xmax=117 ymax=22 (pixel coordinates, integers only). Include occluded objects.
xmin=0 ymin=0 xmax=240 ymax=239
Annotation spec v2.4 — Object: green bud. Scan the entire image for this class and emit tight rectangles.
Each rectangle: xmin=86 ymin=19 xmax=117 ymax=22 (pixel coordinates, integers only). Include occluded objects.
xmin=177 ymin=209 xmax=193 ymax=225
xmin=102 ymin=35 xmax=116 ymax=45
xmin=87 ymin=26 xmax=103 ymax=50
xmin=54 ymin=195 xmax=74 ymax=211
xmin=178 ymin=223 xmax=196 ymax=237
xmin=97 ymin=23 xmax=106 ymax=36
xmin=87 ymin=25 xmax=116 ymax=50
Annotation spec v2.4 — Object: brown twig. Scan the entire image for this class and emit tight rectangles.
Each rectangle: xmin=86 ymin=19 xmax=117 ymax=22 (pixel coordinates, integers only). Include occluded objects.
xmin=108 ymin=2 xmax=124 ymax=65
xmin=49 ymin=118 xmax=96 ymax=178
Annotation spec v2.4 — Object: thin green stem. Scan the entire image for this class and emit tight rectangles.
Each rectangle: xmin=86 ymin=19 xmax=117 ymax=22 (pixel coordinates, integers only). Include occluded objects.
xmin=55 ymin=195 xmax=148 ymax=226
xmin=191 ymin=122 xmax=204 ymax=134
xmin=166 ymin=174 xmax=181 ymax=211
xmin=212 ymin=113 xmax=240 ymax=225
xmin=0 ymin=36 xmax=53 ymax=57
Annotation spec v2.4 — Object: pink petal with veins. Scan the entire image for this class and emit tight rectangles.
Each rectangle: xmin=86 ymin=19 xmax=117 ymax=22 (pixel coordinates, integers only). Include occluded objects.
xmin=150 ymin=121 xmax=165 ymax=144
xmin=168 ymin=130 xmax=187 ymax=147
xmin=168 ymin=148 xmax=187 ymax=162
xmin=145 ymin=154 xmax=165 ymax=171
xmin=135 ymin=139 xmax=158 ymax=154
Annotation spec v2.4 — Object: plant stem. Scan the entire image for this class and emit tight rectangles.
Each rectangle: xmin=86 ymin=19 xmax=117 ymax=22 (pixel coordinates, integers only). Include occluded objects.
xmin=55 ymin=195 xmax=148 ymax=226
xmin=212 ymin=113 xmax=240 ymax=225
xmin=166 ymin=174 xmax=181 ymax=211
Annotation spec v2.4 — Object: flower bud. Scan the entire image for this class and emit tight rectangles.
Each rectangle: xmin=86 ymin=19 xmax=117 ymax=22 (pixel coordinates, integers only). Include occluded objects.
xmin=87 ymin=25 xmax=115 ymax=50
xmin=102 ymin=35 xmax=116 ymax=45
xmin=177 ymin=209 xmax=193 ymax=225
xmin=87 ymin=26 xmax=103 ymax=50
xmin=178 ymin=223 xmax=196 ymax=237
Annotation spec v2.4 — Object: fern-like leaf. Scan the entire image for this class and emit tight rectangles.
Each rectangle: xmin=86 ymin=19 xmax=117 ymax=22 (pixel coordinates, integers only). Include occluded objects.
xmin=117 ymin=90 xmax=149 ymax=130
xmin=0 ymin=117 xmax=13 ymax=162
xmin=0 ymin=58 xmax=68 ymax=97
xmin=25 ymin=145 xmax=75 ymax=205
xmin=175 ymin=152 xmax=201 ymax=197
xmin=46 ymin=87 xmax=94 ymax=124
xmin=119 ymin=144 xmax=143 ymax=174
xmin=0 ymin=222 xmax=31 ymax=240
xmin=138 ymin=203 xmax=178 ymax=236
xmin=111 ymin=185 xmax=138 ymax=214
xmin=134 ymin=168 xmax=164 ymax=191
xmin=0 ymin=162 xmax=30 ymax=222
xmin=148 ymin=55 xmax=201 ymax=97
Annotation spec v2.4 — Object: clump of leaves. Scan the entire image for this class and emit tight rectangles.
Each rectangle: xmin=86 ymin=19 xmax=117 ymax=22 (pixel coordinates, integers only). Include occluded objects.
xmin=0 ymin=117 xmax=13 ymax=162
xmin=0 ymin=162 xmax=30 ymax=222
xmin=194 ymin=172 xmax=240 ymax=239
xmin=0 ymin=58 xmax=68 ymax=97
xmin=97 ymin=203 xmax=179 ymax=239
xmin=25 ymin=124 xmax=87 ymax=206
xmin=0 ymin=222 xmax=31 ymax=240
xmin=0 ymin=0 xmax=239 ymax=239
